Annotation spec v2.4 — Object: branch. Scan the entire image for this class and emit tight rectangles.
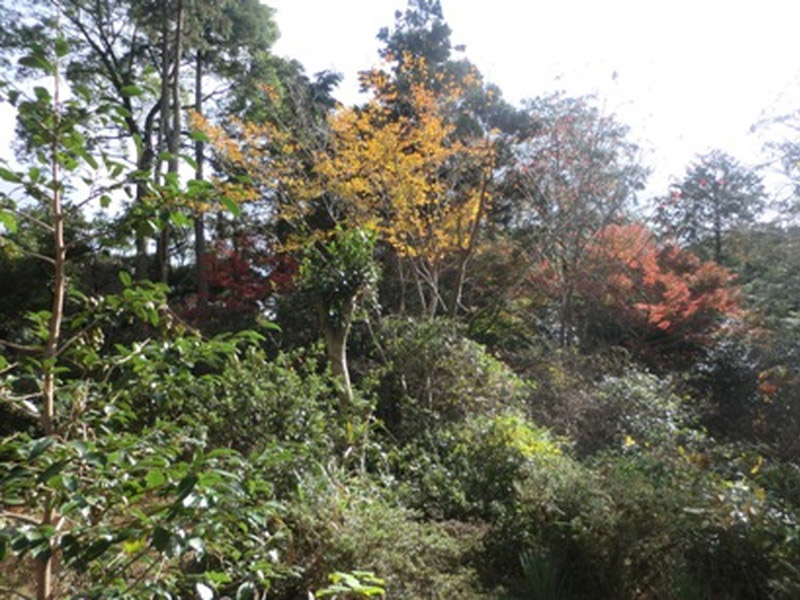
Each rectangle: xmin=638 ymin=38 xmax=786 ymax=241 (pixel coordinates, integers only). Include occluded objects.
xmin=0 ymin=511 xmax=40 ymax=526
xmin=0 ymin=339 xmax=43 ymax=353
xmin=0 ymin=587 xmax=34 ymax=600
xmin=0 ymin=360 xmax=18 ymax=375
xmin=3 ymin=207 xmax=54 ymax=232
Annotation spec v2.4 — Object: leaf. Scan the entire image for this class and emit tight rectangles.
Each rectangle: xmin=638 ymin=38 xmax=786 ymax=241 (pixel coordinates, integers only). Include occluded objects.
xmin=0 ymin=167 xmax=22 ymax=183
xmin=28 ymin=437 xmax=54 ymax=461
xmin=38 ymin=460 xmax=68 ymax=484
xmin=120 ymin=85 xmax=143 ymax=97
xmin=33 ymin=86 xmax=51 ymax=103
xmin=236 ymin=582 xmax=256 ymax=600
xmin=151 ymin=527 xmax=170 ymax=552
xmin=80 ymin=150 xmax=99 ymax=170
xmin=118 ymin=271 xmax=132 ymax=287
xmin=179 ymin=153 xmax=198 ymax=170
xmin=221 ymin=196 xmax=242 ymax=217
xmin=145 ymin=469 xmax=166 ymax=488
xmin=176 ymin=473 xmax=198 ymax=500
xmin=19 ymin=53 xmax=53 ymax=73
xmin=189 ymin=129 xmax=210 ymax=142
xmin=169 ymin=211 xmax=192 ymax=228
xmin=54 ymin=38 xmax=69 ymax=58
xmin=123 ymin=538 xmax=146 ymax=555
xmin=205 ymin=571 xmax=233 ymax=585
xmin=100 ymin=194 xmax=112 ymax=208
xmin=0 ymin=210 xmax=17 ymax=233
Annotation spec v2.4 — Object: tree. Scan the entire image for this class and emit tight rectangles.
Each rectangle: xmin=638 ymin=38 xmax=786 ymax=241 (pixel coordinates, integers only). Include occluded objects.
xmin=314 ymin=68 xmax=496 ymax=318
xmin=562 ymin=222 xmax=741 ymax=363
xmin=0 ymin=0 xmax=281 ymax=287
xmin=298 ymin=228 xmax=378 ymax=405
xmin=656 ymin=150 xmax=766 ymax=263
xmin=0 ymin=30 xmax=287 ymax=600
xmin=508 ymin=93 xmax=647 ymax=345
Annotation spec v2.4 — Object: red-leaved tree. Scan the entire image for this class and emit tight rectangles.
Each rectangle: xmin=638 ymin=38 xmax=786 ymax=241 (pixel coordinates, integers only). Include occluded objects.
xmin=180 ymin=236 xmax=297 ymax=329
xmin=534 ymin=222 xmax=741 ymax=363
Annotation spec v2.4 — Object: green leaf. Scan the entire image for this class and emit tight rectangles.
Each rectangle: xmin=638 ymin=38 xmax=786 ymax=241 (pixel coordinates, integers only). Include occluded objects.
xmin=38 ymin=460 xmax=68 ymax=484
xmin=74 ymin=84 xmax=91 ymax=102
xmin=19 ymin=53 xmax=53 ymax=73
xmin=145 ymin=469 xmax=166 ymax=488
xmin=100 ymin=194 xmax=112 ymax=208
xmin=0 ymin=210 xmax=17 ymax=233
xmin=120 ymin=85 xmax=143 ymax=97
xmin=151 ymin=527 xmax=170 ymax=552
xmin=221 ymin=196 xmax=242 ymax=217
xmin=179 ymin=154 xmax=198 ymax=170
xmin=80 ymin=150 xmax=99 ymax=170
xmin=0 ymin=167 xmax=22 ymax=183
xmin=33 ymin=86 xmax=51 ymax=103
xmin=189 ymin=129 xmax=210 ymax=142
xmin=236 ymin=581 xmax=256 ymax=600
xmin=176 ymin=474 xmax=198 ymax=500
xmin=118 ymin=271 xmax=132 ymax=287
xmin=169 ymin=211 xmax=192 ymax=228
xmin=54 ymin=38 xmax=69 ymax=58
xmin=204 ymin=570 xmax=232 ymax=585
xmin=28 ymin=437 xmax=54 ymax=461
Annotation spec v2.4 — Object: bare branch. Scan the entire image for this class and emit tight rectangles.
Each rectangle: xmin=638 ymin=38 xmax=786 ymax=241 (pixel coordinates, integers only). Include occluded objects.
xmin=0 ymin=339 xmax=43 ymax=353
xmin=0 ymin=511 xmax=40 ymax=526
xmin=3 ymin=207 xmax=54 ymax=232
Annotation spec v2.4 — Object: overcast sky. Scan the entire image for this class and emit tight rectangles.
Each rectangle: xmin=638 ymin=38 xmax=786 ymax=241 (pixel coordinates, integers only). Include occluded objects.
xmin=267 ymin=0 xmax=800 ymax=199
xmin=1 ymin=1 xmax=797 ymax=202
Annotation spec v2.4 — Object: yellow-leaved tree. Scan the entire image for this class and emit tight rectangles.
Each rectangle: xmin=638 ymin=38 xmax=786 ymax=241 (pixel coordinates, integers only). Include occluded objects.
xmin=315 ymin=63 xmax=496 ymax=316
xmin=198 ymin=59 xmax=497 ymax=319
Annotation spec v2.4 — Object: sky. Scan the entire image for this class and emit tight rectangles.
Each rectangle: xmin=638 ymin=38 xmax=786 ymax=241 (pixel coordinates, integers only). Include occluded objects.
xmin=266 ymin=0 xmax=800 ymax=200
xmin=1 ymin=0 xmax=797 ymax=202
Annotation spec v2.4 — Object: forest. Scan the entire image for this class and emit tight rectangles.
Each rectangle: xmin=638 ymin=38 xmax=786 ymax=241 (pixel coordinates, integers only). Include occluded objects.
xmin=1 ymin=1 xmax=800 ymax=599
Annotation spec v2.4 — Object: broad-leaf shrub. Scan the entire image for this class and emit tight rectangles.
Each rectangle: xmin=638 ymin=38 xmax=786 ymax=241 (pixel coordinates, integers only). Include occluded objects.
xmin=377 ymin=317 xmax=527 ymax=441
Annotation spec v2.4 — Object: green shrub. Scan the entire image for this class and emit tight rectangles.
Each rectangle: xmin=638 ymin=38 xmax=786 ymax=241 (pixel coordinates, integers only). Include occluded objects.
xmin=377 ymin=317 xmax=527 ymax=442
xmin=394 ymin=413 xmax=563 ymax=521
xmin=275 ymin=469 xmax=486 ymax=600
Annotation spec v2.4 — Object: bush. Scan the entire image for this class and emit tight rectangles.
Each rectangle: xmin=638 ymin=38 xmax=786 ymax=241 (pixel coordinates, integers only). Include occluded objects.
xmin=376 ymin=317 xmax=527 ymax=441
xmin=393 ymin=414 xmax=563 ymax=521
xmin=275 ymin=468 xmax=486 ymax=599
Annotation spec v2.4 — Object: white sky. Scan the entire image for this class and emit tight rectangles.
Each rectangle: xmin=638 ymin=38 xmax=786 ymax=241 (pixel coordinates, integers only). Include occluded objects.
xmin=267 ymin=0 xmax=800 ymax=200
xmin=1 ymin=0 xmax=797 ymax=203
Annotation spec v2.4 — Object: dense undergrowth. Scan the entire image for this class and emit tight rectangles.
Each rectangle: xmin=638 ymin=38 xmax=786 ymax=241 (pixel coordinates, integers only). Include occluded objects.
xmin=2 ymin=1 xmax=800 ymax=598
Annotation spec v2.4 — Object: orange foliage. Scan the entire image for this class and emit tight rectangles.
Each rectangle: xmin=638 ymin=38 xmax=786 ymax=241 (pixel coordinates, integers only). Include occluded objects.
xmin=537 ymin=222 xmax=740 ymax=350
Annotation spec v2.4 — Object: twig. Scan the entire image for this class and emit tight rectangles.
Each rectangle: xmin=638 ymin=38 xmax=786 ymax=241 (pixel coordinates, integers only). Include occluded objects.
xmin=3 ymin=207 xmax=54 ymax=232
xmin=0 ymin=244 xmax=55 ymax=265
xmin=0 ymin=339 xmax=43 ymax=353
xmin=0 ymin=511 xmax=40 ymax=526
xmin=0 ymin=587 xmax=34 ymax=600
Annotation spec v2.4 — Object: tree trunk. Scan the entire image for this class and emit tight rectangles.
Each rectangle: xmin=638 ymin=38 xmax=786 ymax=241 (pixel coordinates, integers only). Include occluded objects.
xmin=155 ymin=3 xmax=171 ymax=284
xmin=450 ymin=160 xmax=491 ymax=318
xmin=317 ymin=297 xmax=355 ymax=406
xmin=194 ymin=49 xmax=208 ymax=307
xmin=37 ymin=33 xmax=66 ymax=600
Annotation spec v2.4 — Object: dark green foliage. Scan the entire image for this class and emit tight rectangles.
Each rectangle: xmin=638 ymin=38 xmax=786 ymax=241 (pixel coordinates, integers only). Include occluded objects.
xmin=376 ymin=317 xmax=527 ymax=441
xmin=657 ymin=150 xmax=766 ymax=263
